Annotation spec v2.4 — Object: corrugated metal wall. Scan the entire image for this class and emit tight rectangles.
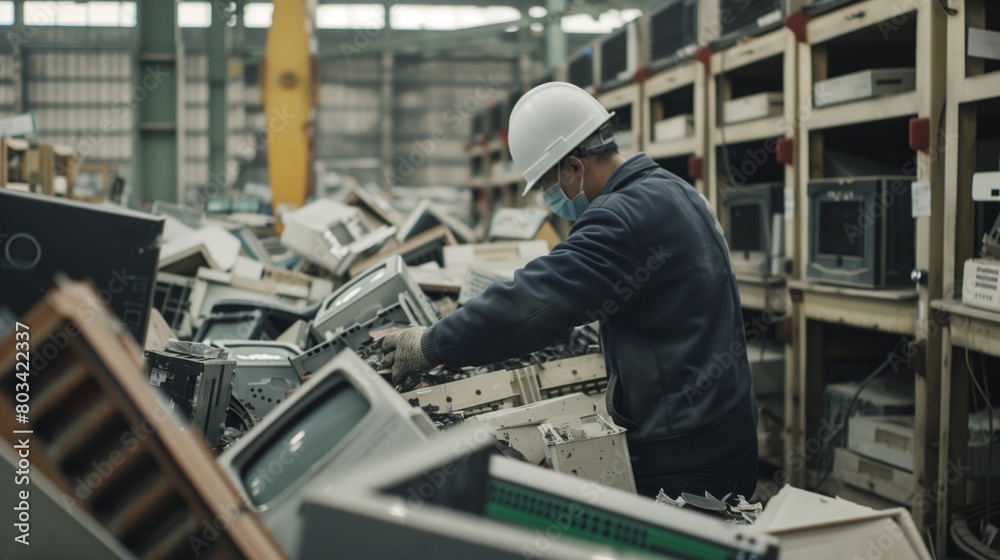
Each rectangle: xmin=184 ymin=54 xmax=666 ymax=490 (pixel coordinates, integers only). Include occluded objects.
xmin=26 ymin=51 xmax=132 ymax=165
xmin=7 ymin=26 xmax=523 ymax=200
xmin=392 ymin=55 xmax=516 ymax=187
xmin=317 ymin=55 xmax=382 ymax=184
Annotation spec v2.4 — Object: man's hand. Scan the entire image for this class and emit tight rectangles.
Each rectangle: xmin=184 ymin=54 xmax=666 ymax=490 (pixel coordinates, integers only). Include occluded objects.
xmin=381 ymin=327 xmax=434 ymax=385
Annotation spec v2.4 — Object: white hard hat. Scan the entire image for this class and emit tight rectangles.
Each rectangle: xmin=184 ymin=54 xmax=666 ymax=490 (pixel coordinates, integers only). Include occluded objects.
xmin=508 ymin=82 xmax=616 ymax=196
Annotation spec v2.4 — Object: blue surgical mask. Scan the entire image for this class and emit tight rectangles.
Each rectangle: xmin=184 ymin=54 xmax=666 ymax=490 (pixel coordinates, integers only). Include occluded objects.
xmin=542 ymin=163 xmax=590 ymax=221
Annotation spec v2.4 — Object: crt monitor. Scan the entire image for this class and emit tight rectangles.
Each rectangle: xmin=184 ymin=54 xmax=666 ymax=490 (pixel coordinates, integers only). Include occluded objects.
xmin=396 ymin=199 xmax=475 ymax=244
xmin=648 ymin=0 xmax=699 ymax=71
xmin=310 ymin=254 xmax=438 ymax=343
xmin=722 ymin=183 xmax=784 ymax=275
xmin=716 ymin=0 xmax=786 ymax=47
xmin=297 ymin=423 xmax=780 ymax=560
xmin=0 ymin=189 xmax=163 ymax=344
xmin=212 ymin=340 xmax=302 ymax=419
xmin=568 ymin=48 xmax=595 ymax=90
xmin=280 ymin=198 xmax=397 ymax=277
xmin=599 ymin=22 xmax=638 ymax=88
xmin=217 ymin=349 xmax=437 ymax=557
xmin=807 ymin=176 xmax=915 ymax=288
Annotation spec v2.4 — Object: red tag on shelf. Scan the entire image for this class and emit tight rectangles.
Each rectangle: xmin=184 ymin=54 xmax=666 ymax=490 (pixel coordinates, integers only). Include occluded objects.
xmin=909 ymin=117 xmax=930 ymax=153
xmin=694 ymin=47 xmax=712 ymax=74
xmin=783 ymin=11 xmax=809 ymax=43
xmin=688 ymin=156 xmax=703 ymax=181
xmin=776 ymin=137 xmax=794 ymax=165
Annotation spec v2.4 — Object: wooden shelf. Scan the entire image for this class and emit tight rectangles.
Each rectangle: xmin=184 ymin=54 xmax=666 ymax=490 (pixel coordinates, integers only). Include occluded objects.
xmin=643 ymin=63 xmax=697 ymax=97
xmin=957 ymin=71 xmax=1000 ymax=105
xmin=712 ymin=116 xmax=783 ymax=145
xmin=806 ymin=0 xmax=907 ymax=45
xmin=803 ymin=91 xmax=920 ymax=131
xmin=787 ymin=280 xmax=919 ymax=335
xmin=932 ymin=298 xmax=1000 ymax=357
xmin=490 ymin=171 xmax=523 ymax=187
xmin=736 ymin=274 xmax=789 ymax=314
xmin=710 ymin=28 xmax=788 ymax=74
xmin=485 ymin=138 xmax=505 ymax=155
xmin=646 ymin=136 xmax=698 ymax=160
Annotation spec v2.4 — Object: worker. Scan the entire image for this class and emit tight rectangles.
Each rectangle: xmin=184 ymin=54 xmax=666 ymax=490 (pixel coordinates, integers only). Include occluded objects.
xmin=382 ymin=82 xmax=758 ymax=501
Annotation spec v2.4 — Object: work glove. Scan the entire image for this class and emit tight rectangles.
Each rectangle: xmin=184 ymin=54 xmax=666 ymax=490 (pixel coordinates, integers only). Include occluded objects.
xmin=381 ymin=326 xmax=434 ymax=386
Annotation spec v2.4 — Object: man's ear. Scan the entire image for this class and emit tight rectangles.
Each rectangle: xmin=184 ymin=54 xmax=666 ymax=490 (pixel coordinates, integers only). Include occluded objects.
xmin=566 ymin=155 xmax=584 ymax=175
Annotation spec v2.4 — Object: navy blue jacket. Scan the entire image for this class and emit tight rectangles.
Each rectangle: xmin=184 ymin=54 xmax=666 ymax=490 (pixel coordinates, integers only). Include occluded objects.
xmin=422 ymin=153 xmax=757 ymax=475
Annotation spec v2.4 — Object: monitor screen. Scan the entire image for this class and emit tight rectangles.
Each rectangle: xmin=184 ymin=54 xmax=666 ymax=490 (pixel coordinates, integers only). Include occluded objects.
xmin=241 ymin=379 xmax=370 ymax=506
xmin=601 ymin=31 xmax=628 ymax=84
xmin=818 ymin=200 xmax=864 ymax=257
xmin=568 ymin=53 xmax=593 ymax=89
xmin=328 ymin=222 xmax=354 ymax=246
xmin=729 ymin=204 xmax=762 ymax=252
xmin=650 ymin=0 xmax=697 ymax=63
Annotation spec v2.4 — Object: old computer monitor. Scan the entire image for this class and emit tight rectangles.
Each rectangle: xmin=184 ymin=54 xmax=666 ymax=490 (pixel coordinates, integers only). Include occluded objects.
xmin=568 ymin=48 xmax=595 ymax=91
xmin=397 ymin=199 xmax=475 ymax=245
xmin=716 ymin=0 xmax=788 ymax=47
xmin=310 ymin=255 xmax=438 ymax=341
xmin=807 ymin=176 xmax=915 ymax=288
xmin=0 ymin=189 xmax=163 ymax=344
xmin=280 ymin=198 xmax=397 ymax=277
xmin=599 ymin=22 xmax=640 ymax=90
xmin=488 ymin=208 xmax=548 ymax=241
xmin=212 ymin=340 xmax=302 ymax=419
xmin=217 ymin=350 xmax=438 ymax=557
xmin=297 ymin=423 xmax=780 ymax=560
xmin=648 ymin=0 xmax=699 ymax=71
xmin=722 ymin=183 xmax=785 ymax=276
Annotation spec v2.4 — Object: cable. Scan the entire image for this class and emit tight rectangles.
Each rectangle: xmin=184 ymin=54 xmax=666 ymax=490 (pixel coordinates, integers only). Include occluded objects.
xmin=815 ymin=345 xmax=901 ymax=489
xmin=979 ymin=353 xmax=994 ymax=537
xmin=969 ymin=342 xmax=983 ymax=417
xmin=718 ymin=47 xmax=737 ymax=193
xmin=938 ymin=0 xmax=958 ymax=16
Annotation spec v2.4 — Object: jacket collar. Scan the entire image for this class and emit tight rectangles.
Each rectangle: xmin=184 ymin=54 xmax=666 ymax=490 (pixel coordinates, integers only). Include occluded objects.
xmin=601 ymin=152 xmax=660 ymax=196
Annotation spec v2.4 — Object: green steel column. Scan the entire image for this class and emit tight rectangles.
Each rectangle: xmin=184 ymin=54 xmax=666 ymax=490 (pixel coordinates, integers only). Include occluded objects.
xmin=134 ymin=0 xmax=184 ymax=204
xmin=544 ymin=0 xmax=567 ymax=68
xmin=12 ymin=0 xmax=25 ymax=115
xmin=208 ymin=3 xmax=231 ymax=192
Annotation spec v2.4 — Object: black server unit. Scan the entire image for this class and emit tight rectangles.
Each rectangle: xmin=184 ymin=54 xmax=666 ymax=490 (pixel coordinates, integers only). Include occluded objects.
xmin=568 ymin=50 xmax=594 ymax=91
xmin=0 ymin=189 xmax=163 ymax=344
xmin=145 ymin=341 xmax=236 ymax=446
xmin=648 ymin=0 xmax=699 ymax=72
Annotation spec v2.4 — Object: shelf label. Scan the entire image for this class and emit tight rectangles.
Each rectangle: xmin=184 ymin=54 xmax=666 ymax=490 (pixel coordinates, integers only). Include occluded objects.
xmin=911 ymin=181 xmax=931 ymax=218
